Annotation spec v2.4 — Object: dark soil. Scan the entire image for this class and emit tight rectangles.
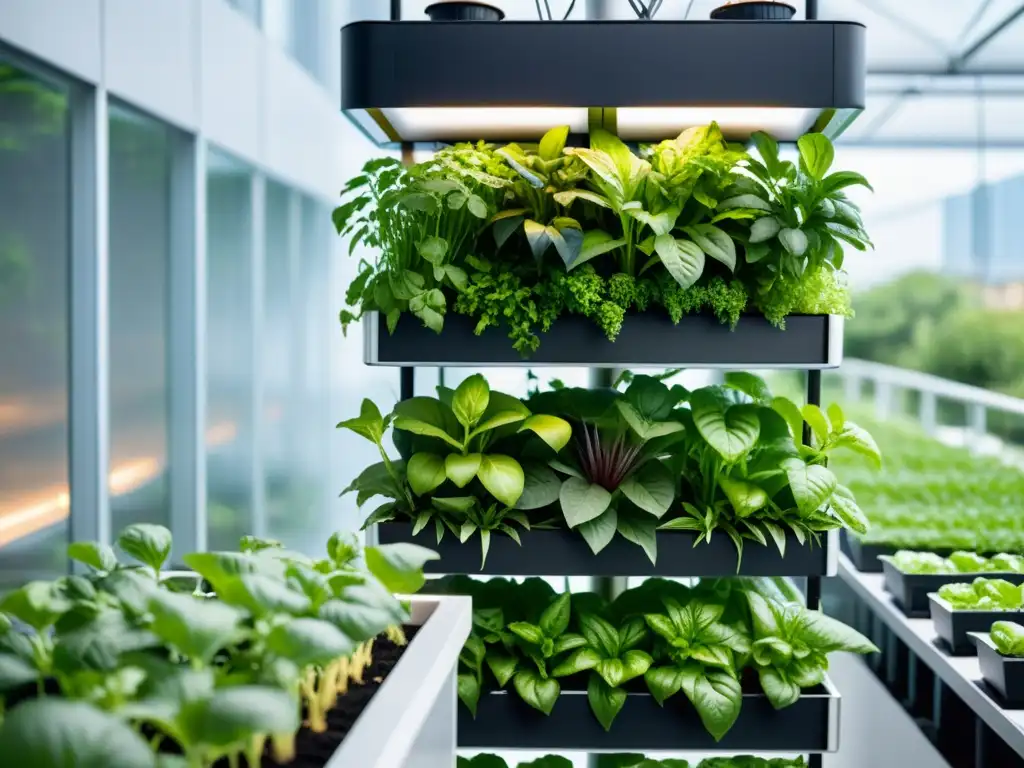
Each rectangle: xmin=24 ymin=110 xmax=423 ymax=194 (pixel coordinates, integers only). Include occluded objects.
xmin=251 ymin=624 xmax=418 ymax=768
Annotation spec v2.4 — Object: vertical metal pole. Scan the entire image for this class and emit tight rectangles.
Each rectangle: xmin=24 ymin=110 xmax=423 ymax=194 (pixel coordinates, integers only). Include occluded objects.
xmin=806 ymin=368 xmax=822 ymax=768
xmin=250 ymin=174 xmax=267 ymax=537
xmin=806 ymin=0 xmax=818 ymax=20
xmin=399 ymin=116 xmax=416 ymax=399
xmin=69 ymin=81 xmax=111 ymax=554
xmin=168 ymin=131 xmax=207 ymax=559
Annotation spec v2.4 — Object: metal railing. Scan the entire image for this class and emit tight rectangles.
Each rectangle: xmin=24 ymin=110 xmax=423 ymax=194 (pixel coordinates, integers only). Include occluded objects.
xmin=833 ymin=358 xmax=1024 ymax=448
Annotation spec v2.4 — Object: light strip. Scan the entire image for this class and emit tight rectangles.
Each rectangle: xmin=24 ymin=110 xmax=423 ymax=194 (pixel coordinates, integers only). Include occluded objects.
xmin=381 ymin=107 xmax=590 ymax=141
xmin=616 ymin=106 xmax=821 ymax=141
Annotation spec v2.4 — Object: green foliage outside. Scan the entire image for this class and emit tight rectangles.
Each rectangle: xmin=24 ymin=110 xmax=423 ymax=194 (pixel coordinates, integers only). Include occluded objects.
xmin=844 ymin=270 xmax=1024 ymax=441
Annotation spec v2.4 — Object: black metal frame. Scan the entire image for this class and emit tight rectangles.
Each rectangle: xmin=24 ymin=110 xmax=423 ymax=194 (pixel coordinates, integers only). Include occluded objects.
xmin=340 ymin=19 xmax=865 ymax=145
xmin=386 ymin=2 xmax=836 ymax=761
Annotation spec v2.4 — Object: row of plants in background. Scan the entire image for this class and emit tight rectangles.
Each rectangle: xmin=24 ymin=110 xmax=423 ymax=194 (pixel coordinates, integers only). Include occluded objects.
xmin=0 ymin=523 xmax=437 ymax=768
xmin=992 ymin=621 xmax=1024 ymax=657
xmin=429 ymin=576 xmax=873 ymax=740
xmin=937 ymin=578 xmax=1024 ymax=611
xmin=334 ymin=124 xmax=872 ymax=356
xmin=883 ymin=550 xmax=1024 ymax=575
xmin=459 ymin=755 xmax=807 ymax=768
xmin=825 ymin=402 xmax=1024 ymax=553
xmin=339 ymin=371 xmax=880 ymax=569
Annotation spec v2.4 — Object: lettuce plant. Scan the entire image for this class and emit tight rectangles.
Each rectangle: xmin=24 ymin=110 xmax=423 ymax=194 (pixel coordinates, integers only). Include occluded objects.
xmin=991 ymin=621 xmax=1024 ymax=657
xmin=885 ymin=550 xmax=1024 ymax=575
xmin=0 ymin=525 xmax=438 ymax=768
xmin=937 ymin=578 xmax=1024 ymax=611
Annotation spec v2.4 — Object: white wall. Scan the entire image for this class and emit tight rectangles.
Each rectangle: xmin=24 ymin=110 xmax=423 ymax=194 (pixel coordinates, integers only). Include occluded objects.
xmin=1 ymin=0 xmax=363 ymax=202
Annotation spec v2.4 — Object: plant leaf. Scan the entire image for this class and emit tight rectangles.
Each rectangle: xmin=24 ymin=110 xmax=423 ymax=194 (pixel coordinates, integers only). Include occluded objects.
xmin=784 ymin=460 xmax=838 ymax=515
xmin=513 ymin=670 xmax=560 ymax=715
xmin=619 ymin=461 xmax=675 ymax=519
xmin=477 ymin=455 xmax=525 ymax=508
xmin=559 ymin=478 xmax=612 ymax=528
xmin=797 ymin=133 xmax=835 ymax=180
xmin=519 ymin=414 xmax=572 ymax=453
xmin=452 ymin=374 xmax=490 ymax=430
xmin=587 ymin=674 xmax=627 ymax=732
xmin=690 ymin=388 xmax=760 ymax=462
xmin=655 ymin=233 xmax=705 ymax=290
xmin=117 ymin=524 xmax=172 ymax=573
xmin=684 ymin=224 xmax=736 ymax=271
xmin=0 ymin=698 xmax=157 ymax=768
xmin=617 ymin=512 xmax=658 ymax=565
xmin=364 ymin=542 xmax=439 ymax=594
xmin=407 ymin=452 xmax=448 ymax=496
xmin=576 ymin=508 xmax=618 ymax=554
xmin=446 ymin=453 xmax=483 ymax=488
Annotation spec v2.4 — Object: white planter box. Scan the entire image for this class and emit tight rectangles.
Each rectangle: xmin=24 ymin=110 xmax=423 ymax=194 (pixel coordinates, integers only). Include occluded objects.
xmin=325 ymin=594 xmax=472 ymax=768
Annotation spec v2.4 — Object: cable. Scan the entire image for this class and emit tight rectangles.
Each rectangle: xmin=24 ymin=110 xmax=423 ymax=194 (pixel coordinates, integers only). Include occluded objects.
xmin=649 ymin=0 xmax=665 ymax=17
xmin=563 ymin=0 xmax=577 ymax=19
xmin=543 ymin=0 xmax=553 ymax=19
xmin=534 ymin=0 xmax=544 ymax=19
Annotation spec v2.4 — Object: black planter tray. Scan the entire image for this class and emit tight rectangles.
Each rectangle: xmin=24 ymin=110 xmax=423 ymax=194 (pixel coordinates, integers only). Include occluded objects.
xmin=363 ymin=311 xmax=844 ymax=369
xmin=842 ymin=533 xmax=898 ymax=573
xmin=882 ymin=560 xmax=1024 ymax=619
xmin=970 ymin=632 xmax=1024 ymax=708
xmin=458 ymin=680 xmax=840 ymax=752
xmin=928 ymin=594 xmax=1024 ymax=656
xmin=376 ymin=524 xmax=838 ymax=577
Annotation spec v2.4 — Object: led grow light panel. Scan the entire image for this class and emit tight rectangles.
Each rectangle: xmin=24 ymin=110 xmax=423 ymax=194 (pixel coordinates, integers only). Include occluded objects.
xmin=616 ymin=106 xmax=821 ymax=141
xmin=382 ymin=107 xmax=589 ymax=142
xmin=341 ymin=21 xmax=866 ymax=146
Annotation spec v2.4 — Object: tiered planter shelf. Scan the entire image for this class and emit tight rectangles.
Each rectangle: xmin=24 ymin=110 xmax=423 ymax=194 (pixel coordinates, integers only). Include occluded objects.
xmin=364 ymin=311 xmax=845 ymax=368
xmin=343 ymin=8 xmax=866 ymax=764
xmin=378 ymin=524 xmax=840 ymax=577
xmin=460 ymin=681 xmax=841 ymax=752
xmin=881 ymin=559 xmax=1024 ymax=619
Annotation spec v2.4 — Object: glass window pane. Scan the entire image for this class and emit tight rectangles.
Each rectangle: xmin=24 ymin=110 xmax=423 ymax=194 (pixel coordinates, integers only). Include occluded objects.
xmin=108 ymin=103 xmax=172 ymax=535
xmin=263 ymin=181 xmax=302 ymax=547
xmin=225 ymin=0 xmax=262 ymax=24
xmin=0 ymin=61 xmax=71 ymax=588
xmin=206 ymin=149 xmax=254 ymax=551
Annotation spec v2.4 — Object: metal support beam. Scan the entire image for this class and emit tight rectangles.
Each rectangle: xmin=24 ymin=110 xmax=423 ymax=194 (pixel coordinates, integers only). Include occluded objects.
xmin=69 ymin=80 xmax=111 ymax=553
xmin=952 ymin=1 xmax=1024 ymax=72
xmin=249 ymin=174 xmax=267 ymax=538
xmin=168 ymin=131 xmax=207 ymax=559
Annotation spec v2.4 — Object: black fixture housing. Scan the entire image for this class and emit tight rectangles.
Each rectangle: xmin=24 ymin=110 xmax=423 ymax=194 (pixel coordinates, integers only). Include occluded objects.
xmin=711 ymin=1 xmax=798 ymax=20
xmin=424 ymin=2 xmax=504 ymax=21
xmin=340 ymin=20 xmax=866 ymax=146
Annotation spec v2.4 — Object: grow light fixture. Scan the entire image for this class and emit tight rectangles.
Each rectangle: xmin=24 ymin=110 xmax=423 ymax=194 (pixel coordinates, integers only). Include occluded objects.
xmin=341 ymin=21 xmax=865 ymax=146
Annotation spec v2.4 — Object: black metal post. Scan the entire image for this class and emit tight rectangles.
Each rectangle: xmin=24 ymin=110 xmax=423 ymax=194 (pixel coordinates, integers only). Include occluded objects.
xmin=806 ymin=0 xmax=818 ymax=20
xmin=400 ymin=367 xmax=415 ymax=402
xmin=805 ymin=366 xmax=823 ymax=768
xmin=390 ymin=0 xmax=402 ymax=21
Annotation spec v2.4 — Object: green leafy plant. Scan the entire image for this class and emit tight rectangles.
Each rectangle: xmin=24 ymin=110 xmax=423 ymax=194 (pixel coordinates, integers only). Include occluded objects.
xmin=429 ymin=576 xmax=875 ymax=740
xmin=991 ymin=621 xmax=1024 ymax=657
xmin=0 ymin=524 xmax=438 ymax=768
xmin=345 ymin=372 xmax=878 ymax=570
xmin=884 ymin=550 xmax=1024 ymax=575
xmin=336 ymin=125 xmax=872 ymax=357
xmin=937 ymin=578 xmax=1024 ymax=611
xmin=338 ymin=376 xmax=571 ymax=566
